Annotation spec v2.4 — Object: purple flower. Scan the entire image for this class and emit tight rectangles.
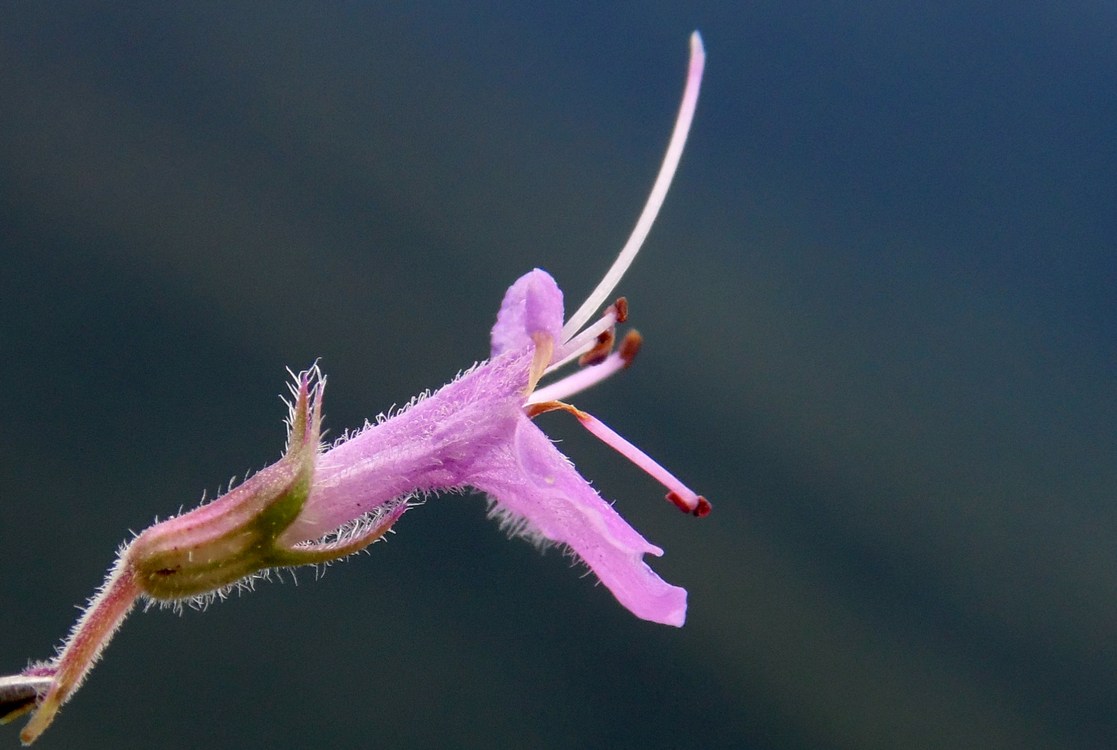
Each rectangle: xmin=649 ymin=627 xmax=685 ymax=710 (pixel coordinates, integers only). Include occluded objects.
xmin=6 ymin=32 xmax=707 ymax=745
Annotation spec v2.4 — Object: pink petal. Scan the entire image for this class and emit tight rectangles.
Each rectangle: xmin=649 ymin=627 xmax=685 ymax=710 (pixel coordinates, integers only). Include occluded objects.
xmin=490 ymin=269 xmax=565 ymax=358
xmin=471 ymin=417 xmax=687 ymax=627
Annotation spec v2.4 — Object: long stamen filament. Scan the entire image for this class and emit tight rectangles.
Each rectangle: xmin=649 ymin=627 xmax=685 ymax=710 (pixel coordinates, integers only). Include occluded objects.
xmin=561 ymin=31 xmax=705 ymax=342
xmin=526 ymin=400 xmax=711 ymax=517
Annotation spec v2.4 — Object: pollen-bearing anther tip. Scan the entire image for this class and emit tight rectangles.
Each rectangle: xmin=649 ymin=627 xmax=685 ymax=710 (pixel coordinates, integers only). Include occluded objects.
xmin=579 ymin=329 xmax=616 ymax=367
xmin=619 ymin=330 xmax=643 ymax=367
xmin=667 ymin=491 xmax=711 ymax=517
xmin=612 ymin=297 xmax=629 ymax=323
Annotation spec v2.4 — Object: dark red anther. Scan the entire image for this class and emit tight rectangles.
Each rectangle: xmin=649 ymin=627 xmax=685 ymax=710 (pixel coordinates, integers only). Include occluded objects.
xmin=579 ymin=329 xmax=615 ymax=367
xmin=666 ymin=491 xmax=690 ymax=514
xmin=612 ymin=297 xmax=629 ymax=323
xmin=619 ymin=330 xmax=643 ymax=368
xmin=666 ymin=491 xmax=712 ymax=517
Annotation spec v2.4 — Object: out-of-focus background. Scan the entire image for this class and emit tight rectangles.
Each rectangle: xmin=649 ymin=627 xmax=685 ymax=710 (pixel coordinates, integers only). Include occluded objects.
xmin=2 ymin=4 xmax=1114 ymax=749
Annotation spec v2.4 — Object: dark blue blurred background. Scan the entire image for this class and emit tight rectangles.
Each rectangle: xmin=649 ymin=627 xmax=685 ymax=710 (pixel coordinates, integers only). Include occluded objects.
xmin=2 ymin=4 xmax=1115 ymax=749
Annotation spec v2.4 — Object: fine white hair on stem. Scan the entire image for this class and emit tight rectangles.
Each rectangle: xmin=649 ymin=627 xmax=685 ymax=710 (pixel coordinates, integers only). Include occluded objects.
xmin=561 ymin=30 xmax=706 ymax=343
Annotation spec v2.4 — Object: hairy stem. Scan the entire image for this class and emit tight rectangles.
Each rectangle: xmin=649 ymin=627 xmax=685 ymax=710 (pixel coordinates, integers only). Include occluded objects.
xmin=20 ymin=554 xmax=140 ymax=745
